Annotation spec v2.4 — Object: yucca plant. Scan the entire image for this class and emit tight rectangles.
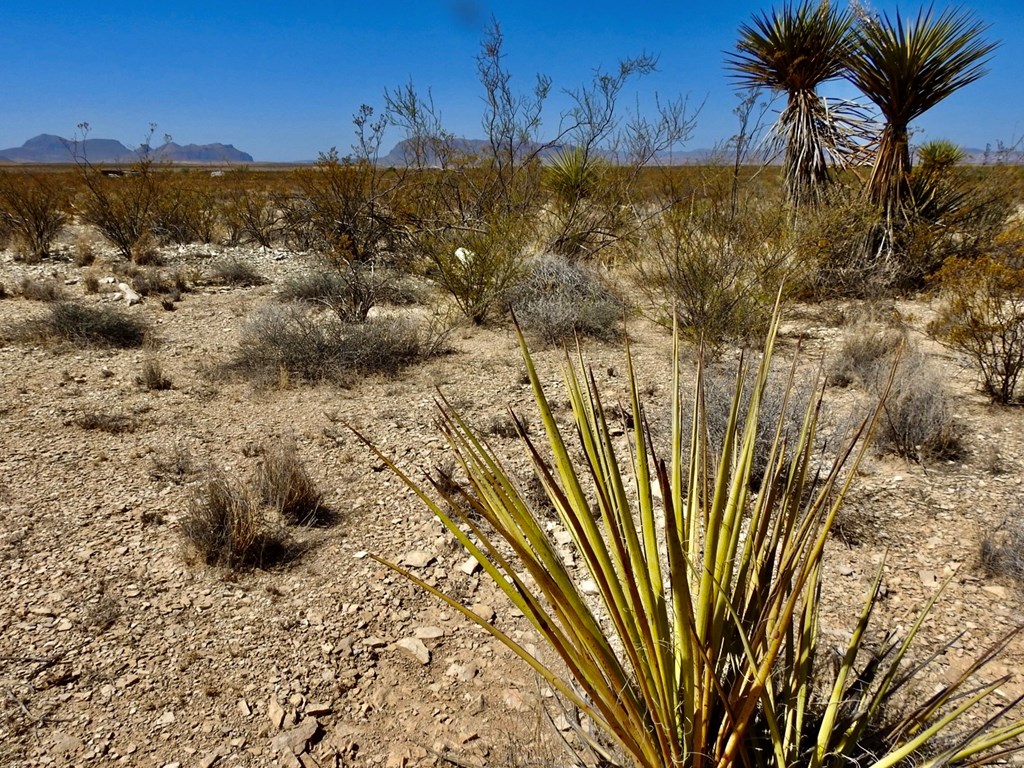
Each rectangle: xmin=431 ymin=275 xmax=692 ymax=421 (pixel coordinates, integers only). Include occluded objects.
xmin=361 ymin=306 xmax=1024 ymax=767
xmin=727 ymin=1 xmax=862 ymax=207
xmin=847 ymin=7 xmax=996 ymax=223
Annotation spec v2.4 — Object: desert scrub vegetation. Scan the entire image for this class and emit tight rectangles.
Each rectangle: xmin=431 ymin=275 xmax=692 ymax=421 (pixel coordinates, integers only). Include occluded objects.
xmin=17 ymin=276 xmax=67 ymax=302
xmin=0 ymin=170 xmax=70 ymax=261
xmin=255 ymin=437 xmax=325 ymax=525
xmin=509 ymin=254 xmax=623 ymax=346
xmin=367 ymin=308 xmax=1024 ymax=768
xmin=929 ymin=240 xmax=1024 ymax=404
xmin=7 ymin=301 xmax=148 ymax=348
xmin=228 ymin=302 xmax=446 ymax=387
xmin=277 ymin=259 xmax=404 ymax=323
xmin=207 ymin=256 xmax=266 ymax=287
xmin=980 ymin=514 xmax=1024 ymax=584
xmin=180 ymin=471 xmax=290 ymax=569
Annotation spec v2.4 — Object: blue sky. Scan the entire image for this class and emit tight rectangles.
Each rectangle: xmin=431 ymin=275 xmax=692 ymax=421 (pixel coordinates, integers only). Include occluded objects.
xmin=2 ymin=1 xmax=1021 ymax=161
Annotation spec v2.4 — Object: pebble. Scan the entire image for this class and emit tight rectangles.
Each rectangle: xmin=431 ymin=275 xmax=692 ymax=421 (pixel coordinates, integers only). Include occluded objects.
xmin=394 ymin=637 xmax=430 ymax=665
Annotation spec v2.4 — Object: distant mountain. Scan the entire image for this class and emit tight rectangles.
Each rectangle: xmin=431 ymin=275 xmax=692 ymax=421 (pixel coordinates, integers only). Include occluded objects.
xmin=0 ymin=134 xmax=254 ymax=164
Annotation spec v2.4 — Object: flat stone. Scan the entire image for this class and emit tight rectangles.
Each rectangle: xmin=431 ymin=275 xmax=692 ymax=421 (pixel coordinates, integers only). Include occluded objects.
xmin=268 ymin=697 xmax=285 ymax=730
xmin=413 ymin=626 xmax=444 ymax=640
xmin=305 ymin=701 xmax=332 ymax=717
xmin=470 ymin=603 xmax=495 ymax=622
xmin=394 ymin=637 xmax=430 ymax=665
xmin=458 ymin=556 xmax=481 ymax=575
xmin=402 ymin=550 xmax=435 ymax=569
xmin=271 ymin=716 xmax=319 ymax=756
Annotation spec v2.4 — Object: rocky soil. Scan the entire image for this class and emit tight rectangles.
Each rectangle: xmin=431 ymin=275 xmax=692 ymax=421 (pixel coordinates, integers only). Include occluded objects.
xmin=1 ymin=236 xmax=1023 ymax=767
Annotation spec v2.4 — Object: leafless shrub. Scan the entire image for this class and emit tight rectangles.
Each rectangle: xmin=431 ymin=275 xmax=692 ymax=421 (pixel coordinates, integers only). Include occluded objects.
xmin=180 ymin=472 xmax=289 ymax=569
xmin=510 ymin=254 xmax=623 ymax=346
xmin=209 ymin=256 xmax=266 ymax=287
xmin=0 ymin=171 xmax=69 ymax=261
xmin=256 ymin=437 xmax=325 ymax=525
xmin=10 ymin=301 xmax=149 ymax=348
xmin=18 ymin=276 xmax=66 ymax=302
xmin=873 ymin=352 xmax=965 ymax=463
xmin=230 ymin=303 xmax=440 ymax=386
xmin=829 ymin=323 xmax=905 ymax=388
xmin=149 ymin=443 xmax=195 ymax=484
xmin=981 ymin=515 xmax=1024 ymax=584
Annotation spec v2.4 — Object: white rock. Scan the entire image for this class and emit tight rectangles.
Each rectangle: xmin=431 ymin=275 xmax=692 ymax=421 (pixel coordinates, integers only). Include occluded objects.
xmin=394 ymin=637 xmax=430 ymax=665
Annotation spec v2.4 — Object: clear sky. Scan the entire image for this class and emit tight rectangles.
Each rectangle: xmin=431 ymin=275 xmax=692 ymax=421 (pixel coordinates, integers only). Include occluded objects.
xmin=1 ymin=1 xmax=1021 ymax=161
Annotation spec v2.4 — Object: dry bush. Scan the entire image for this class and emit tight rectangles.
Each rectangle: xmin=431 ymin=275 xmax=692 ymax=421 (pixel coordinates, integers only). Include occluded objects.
xmin=73 ymin=412 xmax=139 ymax=434
xmin=73 ymin=234 xmax=98 ymax=266
xmin=874 ymin=352 xmax=965 ymax=463
xmin=82 ymin=272 xmax=101 ymax=294
xmin=152 ymin=181 xmax=219 ymax=244
xmin=929 ymin=244 xmax=1024 ymax=404
xmin=76 ymin=162 xmax=166 ymax=261
xmin=180 ymin=472 xmax=289 ymax=569
xmin=277 ymin=261 xmax=401 ymax=322
xmin=149 ymin=443 xmax=195 ymax=484
xmin=208 ymin=256 xmax=266 ymax=287
xmin=0 ymin=171 xmax=70 ymax=261
xmin=981 ymin=515 xmax=1024 ymax=584
xmin=509 ymin=254 xmax=624 ymax=346
xmin=139 ymin=358 xmax=173 ymax=390
xmin=9 ymin=301 xmax=149 ymax=348
xmin=256 ymin=438 xmax=325 ymax=524
xmin=230 ymin=303 xmax=441 ymax=386
xmin=828 ymin=321 xmax=905 ymax=388
xmin=18 ymin=276 xmax=66 ymax=302
xmin=218 ymin=185 xmax=282 ymax=248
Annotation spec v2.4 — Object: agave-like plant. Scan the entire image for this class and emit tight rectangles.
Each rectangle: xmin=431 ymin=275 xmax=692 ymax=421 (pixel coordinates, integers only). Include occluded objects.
xmin=847 ymin=6 xmax=997 ymax=222
xmin=727 ymin=1 xmax=861 ymax=207
xmin=361 ymin=307 xmax=1024 ymax=767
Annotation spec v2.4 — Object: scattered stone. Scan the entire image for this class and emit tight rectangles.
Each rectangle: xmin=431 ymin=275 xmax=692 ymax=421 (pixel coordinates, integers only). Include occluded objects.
xmin=118 ymin=282 xmax=143 ymax=306
xmin=470 ymin=603 xmax=495 ymax=622
xmin=579 ymin=579 xmax=599 ymax=595
xmin=271 ymin=716 xmax=320 ymax=756
xmin=394 ymin=637 xmax=430 ymax=665
xmin=237 ymin=698 xmax=252 ymax=717
xmin=459 ymin=556 xmax=481 ymax=575
xmin=268 ymin=697 xmax=286 ymax=730
xmin=414 ymin=626 xmax=444 ymax=640
xmin=305 ymin=701 xmax=332 ymax=717
xmin=49 ymin=731 xmax=83 ymax=755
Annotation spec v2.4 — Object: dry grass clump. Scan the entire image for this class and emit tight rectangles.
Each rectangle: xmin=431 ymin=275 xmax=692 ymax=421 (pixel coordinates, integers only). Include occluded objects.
xmin=10 ymin=301 xmax=149 ymax=348
xmin=149 ymin=443 xmax=195 ymax=484
xmin=229 ymin=302 xmax=441 ymax=386
xmin=139 ymin=358 xmax=173 ymax=390
xmin=256 ymin=438 xmax=325 ymax=524
xmin=73 ymin=411 xmax=139 ymax=434
xmin=509 ymin=254 xmax=623 ymax=346
xmin=981 ymin=516 xmax=1024 ymax=584
xmin=828 ymin=322 xmax=905 ymax=388
xmin=18 ymin=276 xmax=67 ymax=302
xmin=208 ymin=256 xmax=266 ymax=287
xmin=180 ymin=472 xmax=289 ymax=569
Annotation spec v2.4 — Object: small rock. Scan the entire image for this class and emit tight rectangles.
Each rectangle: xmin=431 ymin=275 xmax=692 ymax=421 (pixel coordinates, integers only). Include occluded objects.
xmin=838 ymin=564 xmax=854 ymax=577
xmin=305 ymin=701 xmax=332 ymax=717
xmin=237 ymin=698 xmax=252 ymax=717
xmin=270 ymin=716 xmax=320 ymax=756
xmin=402 ymin=550 xmax=435 ymax=568
xmin=470 ymin=603 xmax=495 ymax=622
xmin=414 ymin=626 xmax=444 ymax=640
xmin=268 ymin=697 xmax=286 ymax=730
xmin=579 ymin=580 xmax=599 ymax=595
xmin=459 ymin=556 xmax=481 ymax=575
xmin=394 ymin=637 xmax=430 ymax=665
xmin=155 ymin=710 xmax=176 ymax=726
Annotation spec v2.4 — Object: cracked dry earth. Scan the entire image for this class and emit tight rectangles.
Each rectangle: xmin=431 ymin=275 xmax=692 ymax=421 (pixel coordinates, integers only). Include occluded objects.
xmin=1 ymin=241 xmax=1024 ymax=768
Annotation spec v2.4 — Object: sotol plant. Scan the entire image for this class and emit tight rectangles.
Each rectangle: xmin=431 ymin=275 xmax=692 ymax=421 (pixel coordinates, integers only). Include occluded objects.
xmin=363 ymin=307 xmax=1024 ymax=768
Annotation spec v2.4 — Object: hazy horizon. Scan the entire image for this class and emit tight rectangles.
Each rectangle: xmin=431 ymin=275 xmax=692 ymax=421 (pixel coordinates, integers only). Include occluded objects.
xmin=3 ymin=1 xmax=1022 ymax=162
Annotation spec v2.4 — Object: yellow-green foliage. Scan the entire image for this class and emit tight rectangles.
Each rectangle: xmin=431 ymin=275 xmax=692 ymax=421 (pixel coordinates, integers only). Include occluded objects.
xmin=930 ymin=227 xmax=1024 ymax=403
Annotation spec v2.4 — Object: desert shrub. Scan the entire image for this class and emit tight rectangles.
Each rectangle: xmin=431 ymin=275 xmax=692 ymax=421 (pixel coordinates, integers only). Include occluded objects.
xmin=929 ymin=245 xmax=1024 ymax=404
xmin=509 ymin=254 xmax=623 ymax=346
xmin=208 ymin=256 xmax=266 ymax=287
xmin=277 ymin=261 xmax=400 ymax=322
xmin=72 ymin=234 xmax=98 ymax=266
xmin=76 ymin=160 xmax=167 ymax=262
xmin=73 ymin=411 xmax=139 ymax=434
xmin=18 ymin=276 xmax=67 ymax=302
xmin=139 ymin=358 xmax=172 ymax=390
xmin=874 ymin=352 xmax=965 ymax=462
xmin=980 ymin=515 xmax=1024 ymax=583
xmin=0 ymin=171 xmax=70 ymax=261
xmin=82 ymin=272 xmax=101 ymax=294
xmin=230 ymin=303 xmax=434 ymax=386
xmin=256 ymin=437 xmax=324 ymax=524
xmin=180 ymin=472 xmax=288 ymax=568
xmin=219 ymin=185 xmax=281 ymax=248
xmin=149 ymin=443 xmax=195 ymax=484
xmin=632 ymin=196 xmax=785 ymax=354
xmin=828 ymin=321 xmax=905 ymax=388
xmin=152 ymin=181 xmax=218 ymax=245
xmin=15 ymin=301 xmax=149 ymax=348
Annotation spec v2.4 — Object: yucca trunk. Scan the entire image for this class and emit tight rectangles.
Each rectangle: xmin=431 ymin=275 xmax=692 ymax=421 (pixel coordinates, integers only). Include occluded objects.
xmin=867 ymin=121 xmax=912 ymax=221
xmin=782 ymin=90 xmax=832 ymax=208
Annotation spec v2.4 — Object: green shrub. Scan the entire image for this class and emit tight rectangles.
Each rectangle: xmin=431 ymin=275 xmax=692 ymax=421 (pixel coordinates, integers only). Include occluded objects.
xmin=509 ymin=254 xmax=623 ymax=346
xmin=929 ymin=242 xmax=1024 ymax=403
xmin=180 ymin=472 xmax=289 ymax=569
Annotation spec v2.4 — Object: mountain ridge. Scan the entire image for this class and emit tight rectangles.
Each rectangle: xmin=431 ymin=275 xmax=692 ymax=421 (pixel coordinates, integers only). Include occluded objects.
xmin=0 ymin=134 xmax=254 ymax=164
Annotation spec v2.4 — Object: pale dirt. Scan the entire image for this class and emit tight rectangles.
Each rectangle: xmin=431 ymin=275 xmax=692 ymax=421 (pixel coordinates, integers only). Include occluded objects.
xmin=1 ymin=237 xmax=1023 ymax=768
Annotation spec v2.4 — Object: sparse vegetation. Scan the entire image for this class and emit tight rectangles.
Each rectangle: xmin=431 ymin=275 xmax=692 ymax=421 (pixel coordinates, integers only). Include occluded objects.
xmin=981 ymin=514 xmax=1024 ymax=583
xmin=139 ymin=358 xmax=173 ymax=390
xmin=256 ymin=437 xmax=325 ymax=524
xmin=180 ymin=471 xmax=289 ymax=569
xmin=10 ymin=301 xmax=149 ymax=348
xmin=208 ymin=256 xmax=266 ymax=287
xmin=0 ymin=171 xmax=70 ymax=261
xmin=17 ymin=276 xmax=66 ymax=302
xmin=73 ymin=411 xmax=139 ymax=434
